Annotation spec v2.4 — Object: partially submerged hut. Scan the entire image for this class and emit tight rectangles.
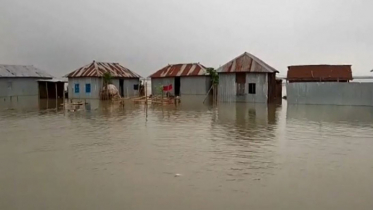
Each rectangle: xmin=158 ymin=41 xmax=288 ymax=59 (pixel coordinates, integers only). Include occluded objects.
xmin=285 ymin=65 xmax=368 ymax=106
xmin=217 ymin=52 xmax=279 ymax=103
xmin=149 ymin=63 xmax=210 ymax=97
xmin=287 ymin=65 xmax=353 ymax=83
xmin=0 ymin=65 xmax=64 ymax=100
xmin=66 ymin=61 xmax=141 ymax=99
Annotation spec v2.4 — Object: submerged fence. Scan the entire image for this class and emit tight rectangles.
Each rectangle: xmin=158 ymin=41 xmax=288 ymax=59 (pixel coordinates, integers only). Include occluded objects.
xmin=286 ymin=82 xmax=373 ymax=106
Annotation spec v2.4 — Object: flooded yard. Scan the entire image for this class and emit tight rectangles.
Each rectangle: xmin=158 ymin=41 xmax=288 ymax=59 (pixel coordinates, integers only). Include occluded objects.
xmin=1 ymin=100 xmax=373 ymax=210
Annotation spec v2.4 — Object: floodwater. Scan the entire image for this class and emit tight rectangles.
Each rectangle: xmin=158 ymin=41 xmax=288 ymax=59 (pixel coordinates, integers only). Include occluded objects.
xmin=1 ymin=99 xmax=373 ymax=210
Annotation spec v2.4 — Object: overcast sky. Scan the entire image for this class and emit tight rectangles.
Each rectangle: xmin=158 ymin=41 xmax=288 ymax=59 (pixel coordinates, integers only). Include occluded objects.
xmin=0 ymin=0 xmax=372 ymax=77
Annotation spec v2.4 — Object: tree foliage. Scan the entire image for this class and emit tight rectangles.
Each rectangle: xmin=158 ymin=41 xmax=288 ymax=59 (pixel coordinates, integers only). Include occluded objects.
xmin=103 ymin=72 xmax=112 ymax=86
xmin=206 ymin=68 xmax=219 ymax=85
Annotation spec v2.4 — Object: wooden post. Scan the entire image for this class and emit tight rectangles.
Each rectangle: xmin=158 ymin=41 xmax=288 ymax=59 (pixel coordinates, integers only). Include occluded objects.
xmin=145 ymin=82 xmax=148 ymax=119
xmin=46 ymin=82 xmax=48 ymax=99
xmin=213 ymin=85 xmax=215 ymax=105
xmin=214 ymin=86 xmax=218 ymax=104
xmin=126 ymin=87 xmax=129 ymax=99
xmin=62 ymin=83 xmax=65 ymax=110
xmin=203 ymin=85 xmax=213 ymax=104
xmin=161 ymin=90 xmax=164 ymax=105
xmin=214 ymin=84 xmax=218 ymax=104
xmin=55 ymin=83 xmax=58 ymax=110
xmin=215 ymin=85 xmax=217 ymax=104
xmin=145 ymin=81 xmax=148 ymax=104
xmin=46 ymin=82 xmax=48 ymax=109
xmin=38 ymin=82 xmax=40 ymax=108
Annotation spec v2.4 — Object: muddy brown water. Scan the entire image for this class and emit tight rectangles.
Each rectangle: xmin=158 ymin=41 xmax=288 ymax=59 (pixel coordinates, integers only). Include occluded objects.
xmin=1 ymin=99 xmax=373 ymax=210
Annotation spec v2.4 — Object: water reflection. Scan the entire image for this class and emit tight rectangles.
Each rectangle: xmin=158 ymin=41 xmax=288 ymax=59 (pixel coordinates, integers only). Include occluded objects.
xmin=212 ymin=103 xmax=281 ymax=179
xmin=0 ymin=96 xmax=40 ymax=111
xmin=287 ymin=104 xmax=373 ymax=126
xmin=217 ymin=103 xmax=280 ymax=132
xmin=0 ymin=97 xmax=67 ymax=111
xmin=1 ymin=101 xmax=373 ymax=210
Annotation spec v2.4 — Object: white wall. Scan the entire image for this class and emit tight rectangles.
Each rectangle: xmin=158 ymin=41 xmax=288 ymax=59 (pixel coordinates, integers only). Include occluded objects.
xmin=245 ymin=73 xmax=268 ymax=103
xmin=68 ymin=77 xmax=103 ymax=99
xmin=218 ymin=73 xmax=268 ymax=103
xmin=119 ymin=78 xmax=140 ymax=98
xmin=68 ymin=77 xmax=140 ymax=99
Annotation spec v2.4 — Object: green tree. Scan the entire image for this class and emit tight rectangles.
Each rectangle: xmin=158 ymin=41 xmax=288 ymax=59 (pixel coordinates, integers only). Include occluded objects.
xmin=206 ymin=68 xmax=219 ymax=85
xmin=103 ymin=72 xmax=112 ymax=86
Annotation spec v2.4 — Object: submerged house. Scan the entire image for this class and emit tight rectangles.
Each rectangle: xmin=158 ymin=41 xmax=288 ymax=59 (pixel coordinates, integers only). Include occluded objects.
xmin=66 ymin=61 xmax=141 ymax=99
xmin=217 ymin=52 xmax=279 ymax=103
xmin=0 ymin=65 xmax=64 ymax=100
xmin=287 ymin=65 xmax=353 ymax=83
xmin=285 ymin=65 xmax=369 ymax=106
xmin=149 ymin=63 xmax=211 ymax=97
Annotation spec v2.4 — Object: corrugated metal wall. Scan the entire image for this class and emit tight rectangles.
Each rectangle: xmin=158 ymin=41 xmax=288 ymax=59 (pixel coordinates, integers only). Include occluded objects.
xmin=180 ymin=76 xmax=210 ymax=95
xmin=245 ymin=73 xmax=268 ymax=103
xmin=68 ymin=78 xmax=140 ymax=99
xmin=218 ymin=74 xmax=236 ymax=102
xmin=119 ymin=78 xmax=140 ymax=98
xmin=151 ymin=78 xmax=175 ymax=95
xmin=287 ymin=82 xmax=373 ymax=106
xmin=151 ymin=77 xmax=210 ymax=96
xmin=0 ymin=78 xmax=39 ymax=98
xmin=218 ymin=73 xmax=268 ymax=103
xmin=68 ymin=77 xmax=103 ymax=99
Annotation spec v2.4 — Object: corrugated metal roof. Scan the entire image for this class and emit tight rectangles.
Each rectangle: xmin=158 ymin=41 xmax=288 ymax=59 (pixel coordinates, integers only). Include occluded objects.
xmin=287 ymin=65 xmax=353 ymax=82
xmin=217 ymin=52 xmax=279 ymax=73
xmin=150 ymin=63 xmax=208 ymax=78
xmin=38 ymin=78 xmax=67 ymax=83
xmin=0 ymin=65 xmax=53 ymax=78
xmin=66 ymin=61 xmax=141 ymax=78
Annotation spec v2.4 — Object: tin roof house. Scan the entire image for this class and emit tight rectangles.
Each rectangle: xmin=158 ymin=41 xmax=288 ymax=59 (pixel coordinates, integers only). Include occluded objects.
xmin=285 ymin=65 xmax=364 ymax=106
xmin=287 ymin=65 xmax=353 ymax=83
xmin=149 ymin=63 xmax=211 ymax=98
xmin=66 ymin=61 xmax=141 ymax=99
xmin=217 ymin=52 xmax=279 ymax=103
xmin=0 ymin=65 xmax=65 ymax=102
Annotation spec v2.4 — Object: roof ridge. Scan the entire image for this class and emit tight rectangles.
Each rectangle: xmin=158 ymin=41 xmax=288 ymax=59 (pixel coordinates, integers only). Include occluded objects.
xmin=66 ymin=61 xmax=141 ymax=78
xmin=217 ymin=52 xmax=278 ymax=73
xmin=167 ymin=62 xmax=202 ymax=66
xmin=0 ymin=64 xmax=34 ymax=67
xmin=94 ymin=61 xmax=120 ymax=64
xmin=149 ymin=63 xmax=208 ymax=78
xmin=244 ymin=52 xmax=278 ymax=73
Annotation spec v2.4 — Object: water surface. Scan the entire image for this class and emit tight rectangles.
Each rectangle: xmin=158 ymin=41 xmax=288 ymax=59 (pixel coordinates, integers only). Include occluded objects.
xmin=1 ymin=100 xmax=373 ymax=210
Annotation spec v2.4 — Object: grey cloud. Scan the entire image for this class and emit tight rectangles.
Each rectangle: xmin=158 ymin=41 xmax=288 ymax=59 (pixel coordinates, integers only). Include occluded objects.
xmin=0 ymin=0 xmax=372 ymax=77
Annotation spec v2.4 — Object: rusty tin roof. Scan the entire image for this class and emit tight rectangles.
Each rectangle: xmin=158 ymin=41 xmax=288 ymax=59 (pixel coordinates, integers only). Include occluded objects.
xmin=217 ymin=52 xmax=279 ymax=74
xmin=0 ymin=65 xmax=53 ymax=78
xmin=287 ymin=65 xmax=353 ymax=81
xmin=150 ymin=63 xmax=208 ymax=78
xmin=66 ymin=61 xmax=141 ymax=78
